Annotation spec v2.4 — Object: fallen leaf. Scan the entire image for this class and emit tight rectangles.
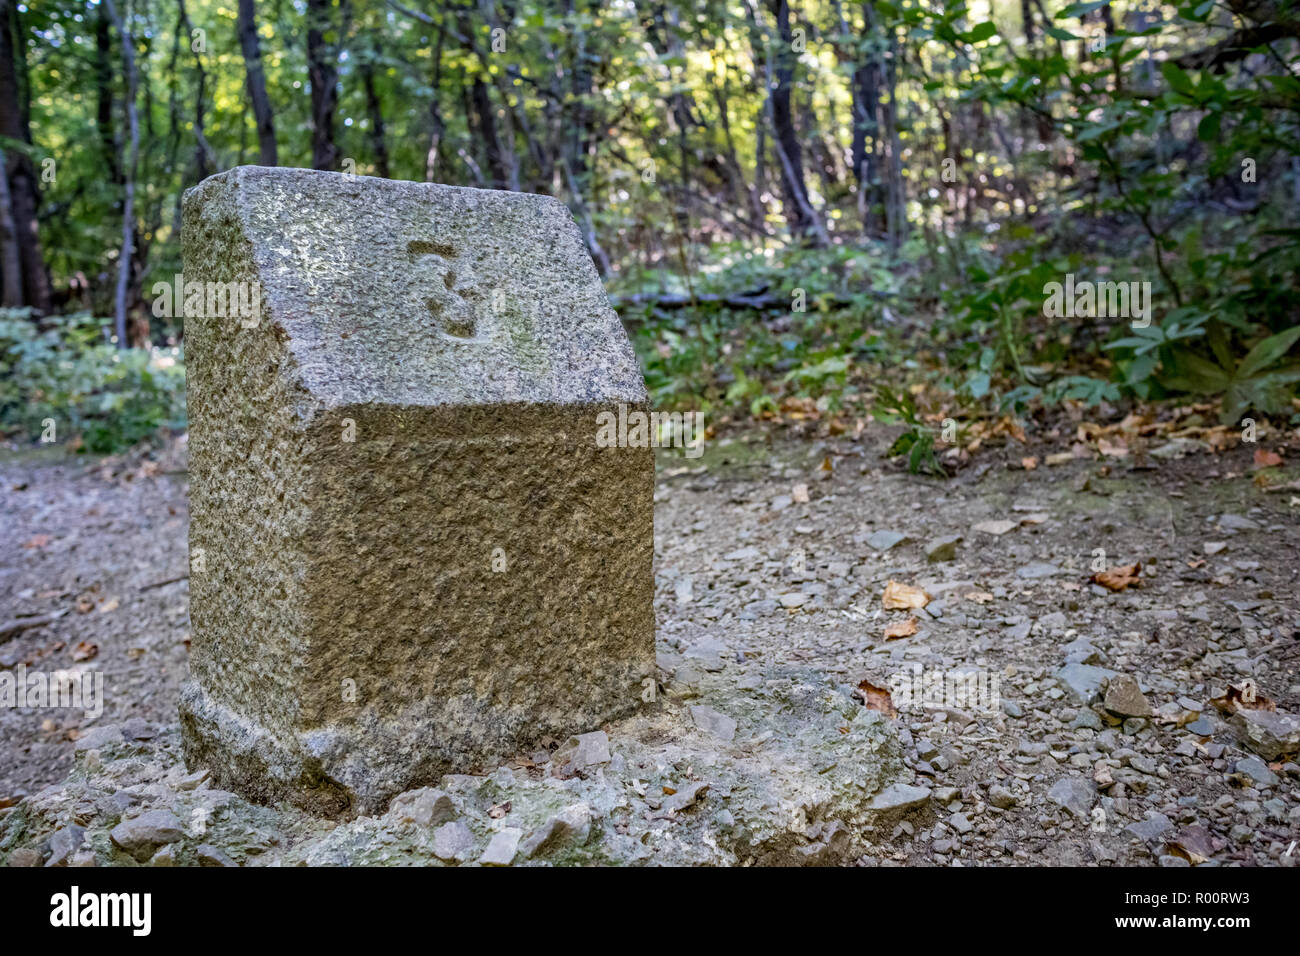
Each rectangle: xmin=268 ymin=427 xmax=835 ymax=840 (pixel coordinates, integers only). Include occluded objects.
xmin=1098 ymin=436 xmax=1129 ymax=458
xmin=22 ymin=534 xmax=51 ymax=549
xmin=1020 ymin=456 xmax=1038 ymax=470
xmin=1091 ymin=563 xmax=1142 ymax=592
xmin=819 ymin=455 xmax=833 ymax=473
xmin=1253 ymin=448 xmax=1283 ymax=469
xmin=1209 ymin=681 xmax=1276 ymax=715
xmin=884 ymin=616 xmax=918 ymax=640
xmin=856 ymin=679 xmax=897 ymax=719
xmin=661 ymin=786 xmax=677 ymax=796
xmin=71 ymin=641 xmax=98 ymax=662
xmin=791 ymin=483 xmax=810 ymax=503
xmin=1166 ymin=825 xmax=1217 ymax=865
xmin=882 ymin=580 xmax=930 ymax=610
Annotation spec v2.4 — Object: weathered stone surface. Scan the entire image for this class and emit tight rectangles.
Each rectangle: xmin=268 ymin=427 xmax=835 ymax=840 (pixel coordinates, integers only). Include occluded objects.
xmin=179 ymin=167 xmax=654 ymax=815
xmin=1231 ymin=708 xmax=1300 ymax=760
xmin=5 ymin=662 xmax=906 ymax=867
xmin=109 ymin=809 xmax=185 ymax=862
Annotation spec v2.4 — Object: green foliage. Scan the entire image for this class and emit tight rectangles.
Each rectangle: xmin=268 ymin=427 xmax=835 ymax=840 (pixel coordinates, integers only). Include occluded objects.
xmin=0 ymin=310 xmax=186 ymax=453
xmin=870 ymin=385 xmax=943 ymax=477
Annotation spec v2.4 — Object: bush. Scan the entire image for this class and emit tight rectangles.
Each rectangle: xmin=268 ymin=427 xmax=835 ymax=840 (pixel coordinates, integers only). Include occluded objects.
xmin=0 ymin=310 xmax=186 ymax=454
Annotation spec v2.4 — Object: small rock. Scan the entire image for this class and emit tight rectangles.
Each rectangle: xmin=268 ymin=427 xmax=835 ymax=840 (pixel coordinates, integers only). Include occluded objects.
xmin=866 ymin=530 xmax=909 ymax=552
xmin=1055 ymin=663 xmax=1116 ymax=704
xmin=1047 ymin=777 xmax=1096 ymax=818
xmin=1017 ymin=562 xmax=1061 ymax=579
xmin=690 ymin=705 xmax=737 ymax=741
xmin=432 ymin=821 xmax=475 ymax=862
xmin=478 ymin=828 xmax=522 ymax=866
xmin=1103 ymin=674 xmax=1152 ymax=718
xmin=1234 ymin=756 xmax=1278 ymax=788
xmin=868 ymin=783 xmax=931 ymax=812
xmin=1231 ymin=708 xmax=1300 ymax=760
xmin=520 ymin=804 xmax=591 ymax=858
xmin=45 ymin=825 xmax=85 ymax=867
xmin=1218 ymin=514 xmax=1259 ymax=532
xmin=949 ymin=812 xmax=973 ymax=834
xmin=925 ymin=536 xmax=961 ymax=563
xmin=148 ymin=845 xmax=178 ymax=867
xmin=779 ymin=592 xmax=810 ymax=609
xmin=1126 ymin=813 xmax=1173 ymax=844
xmin=552 ymin=731 xmax=612 ymax=775
xmin=8 ymin=847 xmax=41 ymax=867
xmin=196 ymin=844 xmax=237 ymax=867
xmin=388 ymin=787 xmax=457 ymax=826
xmin=973 ymin=519 xmax=1017 ymax=536
xmin=988 ymin=785 xmax=1019 ymax=809
xmin=110 ymin=809 xmax=185 ymax=862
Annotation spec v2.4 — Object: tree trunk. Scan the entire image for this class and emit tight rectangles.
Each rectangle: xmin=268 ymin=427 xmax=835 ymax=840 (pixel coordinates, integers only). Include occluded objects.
xmin=360 ymin=38 xmax=390 ymax=178
xmin=762 ymin=0 xmax=828 ymax=245
xmin=0 ymin=151 xmax=22 ymax=307
xmin=0 ymin=0 xmax=49 ymax=312
xmin=306 ymin=0 xmax=342 ymax=170
xmin=102 ymin=0 xmax=138 ymax=347
xmin=237 ymin=0 xmax=277 ymax=166
xmin=178 ymin=0 xmax=215 ymax=179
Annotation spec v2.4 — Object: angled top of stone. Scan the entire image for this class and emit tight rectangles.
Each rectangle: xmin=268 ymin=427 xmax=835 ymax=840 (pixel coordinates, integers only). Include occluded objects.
xmin=183 ymin=166 xmax=646 ymax=410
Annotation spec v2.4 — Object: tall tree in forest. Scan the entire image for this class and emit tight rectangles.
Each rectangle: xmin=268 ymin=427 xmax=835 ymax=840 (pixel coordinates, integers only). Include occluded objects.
xmin=306 ymin=0 xmax=345 ymax=170
xmin=237 ymin=0 xmax=277 ymax=166
xmin=762 ymin=0 xmax=828 ymax=245
xmin=359 ymin=36 xmax=390 ymax=178
xmin=101 ymin=0 xmax=138 ymax=347
xmin=0 ymin=0 xmax=50 ymax=312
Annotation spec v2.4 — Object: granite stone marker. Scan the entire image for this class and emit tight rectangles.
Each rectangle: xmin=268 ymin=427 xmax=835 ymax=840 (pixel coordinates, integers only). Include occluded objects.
xmin=180 ymin=167 xmax=653 ymax=815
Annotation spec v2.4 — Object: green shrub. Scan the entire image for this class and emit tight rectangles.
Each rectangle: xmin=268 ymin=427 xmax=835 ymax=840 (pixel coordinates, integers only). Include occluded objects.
xmin=0 ymin=310 xmax=186 ymax=454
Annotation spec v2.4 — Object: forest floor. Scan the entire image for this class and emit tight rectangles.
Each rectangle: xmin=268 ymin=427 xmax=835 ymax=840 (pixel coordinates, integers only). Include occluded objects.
xmin=2 ymin=423 xmax=1299 ymax=865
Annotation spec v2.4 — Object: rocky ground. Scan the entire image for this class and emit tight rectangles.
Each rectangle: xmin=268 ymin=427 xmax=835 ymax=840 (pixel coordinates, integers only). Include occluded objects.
xmin=2 ymin=421 xmax=1298 ymax=866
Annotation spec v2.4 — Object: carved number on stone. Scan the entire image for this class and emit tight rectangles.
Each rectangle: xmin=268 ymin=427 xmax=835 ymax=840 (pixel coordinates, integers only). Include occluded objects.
xmin=407 ymin=239 xmax=488 ymax=344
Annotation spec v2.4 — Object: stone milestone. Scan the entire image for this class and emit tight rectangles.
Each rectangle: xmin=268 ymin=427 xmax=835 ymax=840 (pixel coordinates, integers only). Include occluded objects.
xmin=180 ymin=166 xmax=653 ymax=815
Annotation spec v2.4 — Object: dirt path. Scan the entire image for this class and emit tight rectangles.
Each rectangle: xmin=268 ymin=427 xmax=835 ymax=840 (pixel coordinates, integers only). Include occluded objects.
xmin=2 ymin=430 xmax=1298 ymax=865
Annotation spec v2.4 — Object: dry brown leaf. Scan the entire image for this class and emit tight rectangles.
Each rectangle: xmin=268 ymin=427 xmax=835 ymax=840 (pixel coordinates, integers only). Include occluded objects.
xmin=22 ymin=534 xmax=51 ymax=549
xmin=1098 ymin=436 xmax=1129 ymax=458
xmin=819 ymin=455 xmax=833 ymax=473
xmin=1253 ymin=448 xmax=1283 ymax=469
xmin=1091 ymin=563 xmax=1142 ymax=592
xmin=1209 ymin=681 xmax=1276 ymax=715
xmin=1020 ymin=456 xmax=1038 ymax=470
xmin=661 ymin=786 xmax=677 ymax=796
xmin=884 ymin=616 xmax=919 ymax=640
xmin=1166 ymin=825 xmax=1217 ymax=865
xmin=857 ymin=679 xmax=897 ymax=719
xmin=71 ymin=641 xmax=98 ymax=662
xmin=882 ymin=580 xmax=930 ymax=610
